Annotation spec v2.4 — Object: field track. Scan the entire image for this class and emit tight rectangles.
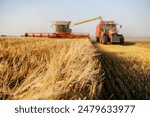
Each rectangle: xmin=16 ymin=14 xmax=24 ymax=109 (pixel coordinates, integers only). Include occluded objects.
xmin=95 ymin=43 xmax=150 ymax=99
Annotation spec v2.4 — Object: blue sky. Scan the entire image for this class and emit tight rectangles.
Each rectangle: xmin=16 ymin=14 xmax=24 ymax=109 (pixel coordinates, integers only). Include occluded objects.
xmin=0 ymin=0 xmax=150 ymax=37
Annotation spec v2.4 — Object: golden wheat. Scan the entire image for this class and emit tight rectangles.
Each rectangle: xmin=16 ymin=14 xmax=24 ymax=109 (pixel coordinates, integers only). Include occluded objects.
xmin=0 ymin=37 xmax=103 ymax=100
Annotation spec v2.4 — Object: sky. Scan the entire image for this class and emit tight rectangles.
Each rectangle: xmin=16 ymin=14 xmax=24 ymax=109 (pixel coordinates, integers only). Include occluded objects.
xmin=0 ymin=0 xmax=150 ymax=37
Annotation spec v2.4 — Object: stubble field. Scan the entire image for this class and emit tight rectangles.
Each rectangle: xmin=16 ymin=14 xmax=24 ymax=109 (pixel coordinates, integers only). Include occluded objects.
xmin=96 ymin=41 xmax=150 ymax=99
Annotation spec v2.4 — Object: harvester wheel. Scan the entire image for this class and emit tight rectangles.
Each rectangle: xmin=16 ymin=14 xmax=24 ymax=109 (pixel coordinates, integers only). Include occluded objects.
xmin=120 ymin=36 xmax=124 ymax=45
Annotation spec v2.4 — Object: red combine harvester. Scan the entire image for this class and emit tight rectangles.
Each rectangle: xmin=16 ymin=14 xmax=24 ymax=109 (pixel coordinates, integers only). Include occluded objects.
xmin=25 ymin=21 xmax=89 ymax=38
xmin=25 ymin=17 xmax=101 ymax=38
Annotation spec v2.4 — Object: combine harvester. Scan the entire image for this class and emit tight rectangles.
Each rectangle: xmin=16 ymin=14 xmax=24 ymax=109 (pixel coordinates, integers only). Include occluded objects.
xmin=25 ymin=17 xmax=101 ymax=39
xmin=25 ymin=16 xmax=124 ymax=44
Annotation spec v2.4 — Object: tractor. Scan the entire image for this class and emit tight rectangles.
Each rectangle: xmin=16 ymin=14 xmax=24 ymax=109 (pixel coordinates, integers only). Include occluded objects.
xmin=96 ymin=20 xmax=124 ymax=45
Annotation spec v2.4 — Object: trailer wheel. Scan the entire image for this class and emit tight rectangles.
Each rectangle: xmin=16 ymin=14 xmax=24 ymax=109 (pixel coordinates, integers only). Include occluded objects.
xmin=103 ymin=36 xmax=108 ymax=45
xmin=100 ymin=37 xmax=103 ymax=44
xmin=96 ymin=37 xmax=100 ymax=42
xmin=120 ymin=36 xmax=124 ymax=45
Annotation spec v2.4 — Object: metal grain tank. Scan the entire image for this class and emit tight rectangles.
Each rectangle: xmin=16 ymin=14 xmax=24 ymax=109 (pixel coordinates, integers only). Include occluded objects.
xmin=51 ymin=21 xmax=72 ymax=33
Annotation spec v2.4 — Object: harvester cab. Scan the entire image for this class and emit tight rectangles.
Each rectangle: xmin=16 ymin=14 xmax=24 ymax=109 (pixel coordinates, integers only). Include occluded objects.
xmin=51 ymin=21 xmax=72 ymax=34
xmin=96 ymin=21 xmax=124 ymax=45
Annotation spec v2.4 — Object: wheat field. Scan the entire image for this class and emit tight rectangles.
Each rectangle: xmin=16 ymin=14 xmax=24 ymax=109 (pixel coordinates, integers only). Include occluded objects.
xmin=0 ymin=37 xmax=103 ymax=100
xmin=1 ymin=37 xmax=150 ymax=100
